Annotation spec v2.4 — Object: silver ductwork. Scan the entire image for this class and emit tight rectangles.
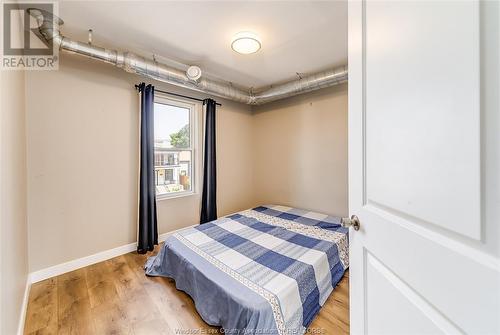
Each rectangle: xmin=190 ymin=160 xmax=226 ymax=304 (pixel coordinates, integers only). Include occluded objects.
xmin=29 ymin=8 xmax=347 ymax=105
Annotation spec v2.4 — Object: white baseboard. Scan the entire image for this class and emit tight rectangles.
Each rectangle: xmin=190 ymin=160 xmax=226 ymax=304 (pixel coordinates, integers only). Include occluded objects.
xmin=17 ymin=276 xmax=31 ymax=335
xmin=29 ymin=242 xmax=137 ymax=283
xmin=29 ymin=224 xmax=196 ymax=284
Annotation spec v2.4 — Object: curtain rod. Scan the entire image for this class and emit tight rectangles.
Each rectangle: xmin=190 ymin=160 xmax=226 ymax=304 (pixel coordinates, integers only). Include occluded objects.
xmin=135 ymin=84 xmax=222 ymax=106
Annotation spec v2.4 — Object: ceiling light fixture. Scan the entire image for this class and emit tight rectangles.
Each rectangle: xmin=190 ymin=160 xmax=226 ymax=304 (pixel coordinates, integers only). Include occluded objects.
xmin=231 ymin=32 xmax=261 ymax=55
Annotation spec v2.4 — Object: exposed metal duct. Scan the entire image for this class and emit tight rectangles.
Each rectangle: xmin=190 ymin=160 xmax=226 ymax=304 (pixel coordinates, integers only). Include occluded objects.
xmin=28 ymin=8 xmax=348 ymax=105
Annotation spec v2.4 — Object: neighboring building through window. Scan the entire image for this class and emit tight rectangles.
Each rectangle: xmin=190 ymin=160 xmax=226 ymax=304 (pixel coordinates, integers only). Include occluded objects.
xmin=154 ymin=96 xmax=196 ymax=198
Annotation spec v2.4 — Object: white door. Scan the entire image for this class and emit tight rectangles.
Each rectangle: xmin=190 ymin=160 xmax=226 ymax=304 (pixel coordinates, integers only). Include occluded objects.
xmin=347 ymin=1 xmax=500 ymax=334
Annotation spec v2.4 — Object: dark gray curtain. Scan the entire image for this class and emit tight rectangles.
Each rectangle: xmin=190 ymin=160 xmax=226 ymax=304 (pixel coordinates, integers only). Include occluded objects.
xmin=137 ymin=83 xmax=158 ymax=253
xmin=200 ymin=99 xmax=217 ymax=223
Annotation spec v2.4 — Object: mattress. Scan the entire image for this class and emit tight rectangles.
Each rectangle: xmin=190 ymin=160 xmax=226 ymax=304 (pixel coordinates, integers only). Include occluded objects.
xmin=144 ymin=205 xmax=349 ymax=335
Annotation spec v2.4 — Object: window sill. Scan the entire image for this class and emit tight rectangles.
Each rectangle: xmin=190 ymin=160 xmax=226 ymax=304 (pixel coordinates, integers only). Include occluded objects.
xmin=156 ymin=191 xmax=197 ymax=202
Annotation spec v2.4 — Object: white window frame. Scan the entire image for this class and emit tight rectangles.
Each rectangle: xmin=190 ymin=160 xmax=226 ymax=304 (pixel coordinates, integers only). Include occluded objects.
xmin=154 ymin=94 xmax=200 ymax=201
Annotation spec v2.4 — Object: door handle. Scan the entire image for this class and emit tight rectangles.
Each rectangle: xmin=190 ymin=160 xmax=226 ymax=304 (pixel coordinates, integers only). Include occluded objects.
xmin=341 ymin=215 xmax=360 ymax=231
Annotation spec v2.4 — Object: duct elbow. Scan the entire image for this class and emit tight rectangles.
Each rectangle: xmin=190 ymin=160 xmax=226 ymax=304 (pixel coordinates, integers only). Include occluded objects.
xmin=248 ymin=95 xmax=258 ymax=105
xmin=27 ymin=8 xmax=64 ymax=44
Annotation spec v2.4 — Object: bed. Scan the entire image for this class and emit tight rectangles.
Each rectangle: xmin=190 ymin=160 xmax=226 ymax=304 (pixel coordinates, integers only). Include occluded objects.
xmin=144 ymin=205 xmax=349 ymax=335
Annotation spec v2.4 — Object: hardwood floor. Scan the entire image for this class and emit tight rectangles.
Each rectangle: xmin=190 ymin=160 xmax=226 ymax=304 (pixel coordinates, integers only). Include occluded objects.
xmin=24 ymin=246 xmax=349 ymax=335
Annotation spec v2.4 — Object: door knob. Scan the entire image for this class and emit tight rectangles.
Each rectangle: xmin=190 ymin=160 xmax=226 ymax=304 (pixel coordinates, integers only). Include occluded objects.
xmin=341 ymin=215 xmax=360 ymax=231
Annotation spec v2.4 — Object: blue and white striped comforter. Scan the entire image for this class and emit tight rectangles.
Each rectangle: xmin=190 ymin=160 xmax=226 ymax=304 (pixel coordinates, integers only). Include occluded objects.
xmin=145 ymin=205 xmax=349 ymax=335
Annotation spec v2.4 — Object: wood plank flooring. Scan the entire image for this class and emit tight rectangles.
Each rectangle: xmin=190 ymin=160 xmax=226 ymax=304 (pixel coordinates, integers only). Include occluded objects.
xmin=24 ymin=246 xmax=349 ymax=335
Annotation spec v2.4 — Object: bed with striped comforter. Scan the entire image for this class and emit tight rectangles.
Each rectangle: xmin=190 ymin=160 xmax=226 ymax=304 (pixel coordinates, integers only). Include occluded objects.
xmin=144 ymin=205 xmax=349 ymax=335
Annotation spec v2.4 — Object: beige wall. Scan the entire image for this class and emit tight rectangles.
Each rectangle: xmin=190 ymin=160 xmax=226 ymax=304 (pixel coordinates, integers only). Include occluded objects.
xmin=26 ymin=55 xmax=256 ymax=271
xmin=0 ymin=69 xmax=29 ymax=334
xmin=252 ymin=84 xmax=348 ymax=217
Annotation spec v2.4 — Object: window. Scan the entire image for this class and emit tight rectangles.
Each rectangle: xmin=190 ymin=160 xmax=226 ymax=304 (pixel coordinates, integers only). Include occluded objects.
xmin=154 ymin=96 xmax=197 ymax=199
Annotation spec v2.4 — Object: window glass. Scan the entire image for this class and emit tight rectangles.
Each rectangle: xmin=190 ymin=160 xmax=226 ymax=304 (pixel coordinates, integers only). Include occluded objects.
xmin=154 ymin=101 xmax=194 ymax=197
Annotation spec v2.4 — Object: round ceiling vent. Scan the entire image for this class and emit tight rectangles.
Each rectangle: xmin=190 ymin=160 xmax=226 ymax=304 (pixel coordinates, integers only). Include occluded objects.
xmin=186 ymin=66 xmax=202 ymax=81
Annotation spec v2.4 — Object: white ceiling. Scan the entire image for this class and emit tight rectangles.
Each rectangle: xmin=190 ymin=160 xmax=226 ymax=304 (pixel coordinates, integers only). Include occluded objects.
xmin=59 ymin=1 xmax=347 ymax=88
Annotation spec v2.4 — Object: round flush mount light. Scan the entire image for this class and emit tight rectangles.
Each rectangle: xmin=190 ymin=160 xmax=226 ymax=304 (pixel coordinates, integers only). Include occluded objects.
xmin=231 ymin=32 xmax=261 ymax=54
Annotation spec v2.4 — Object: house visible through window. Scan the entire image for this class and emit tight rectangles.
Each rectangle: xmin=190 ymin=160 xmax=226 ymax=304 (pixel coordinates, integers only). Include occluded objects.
xmin=154 ymin=97 xmax=196 ymax=198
